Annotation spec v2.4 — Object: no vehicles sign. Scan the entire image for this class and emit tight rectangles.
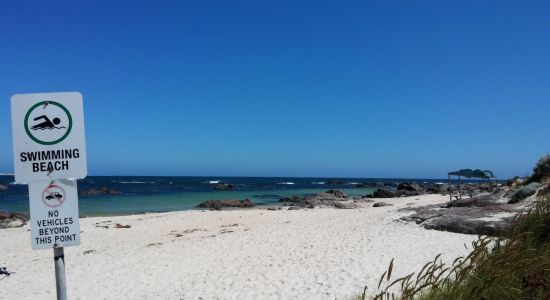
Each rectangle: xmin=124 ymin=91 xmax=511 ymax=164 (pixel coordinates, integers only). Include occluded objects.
xmin=11 ymin=92 xmax=87 ymax=183
xmin=29 ymin=180 xmax=80 ymax=250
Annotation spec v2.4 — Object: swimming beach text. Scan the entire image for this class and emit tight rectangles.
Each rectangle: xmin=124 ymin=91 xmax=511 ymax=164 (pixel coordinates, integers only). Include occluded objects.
xmin=20 ymin=149 xmax=80 ymax=173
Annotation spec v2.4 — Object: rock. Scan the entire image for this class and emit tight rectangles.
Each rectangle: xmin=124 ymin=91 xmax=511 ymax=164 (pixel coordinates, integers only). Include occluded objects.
xmin=197 ymin=199 xmax=254 ymax=209
xmin=279 ymin=195 xmax=311 ymax=203
xmin=279 ymin=191 xmax=354 ymax=209
xmin=425 ymin=184 xmax=450 ymax=194
xmin=0 ymin=211 xmax=28 ymax=229
xmin=397 ymin=183 xmax=417 ymax=191
xmin=332 ymin=201 xmax=358 ymax=209
xmin=367 ymin=189 xmax=395 ymax=198
xmin=373 ymin=202 xmax=393 ymax=207
xmin=447 ymin=189 xmax=507 ymax=208
xmin=325 ymin=189 xmax=347 ymax=198
xmin=355 ymin=183 xmax=371 ymax=188
xmin=325 ymin=180 xmax=345 ymax=185
xmin=400 ymin=191 xmax=526 ymax=236
xmin=115 ymin=224 xmax=131 ymax=229
xmin=0 ymin=184 xmax=7 ymax=191
xmin=214 ymin=184 xmax=234 ymax=191
xmin=79 ymin=187 xmax=121 ymax=196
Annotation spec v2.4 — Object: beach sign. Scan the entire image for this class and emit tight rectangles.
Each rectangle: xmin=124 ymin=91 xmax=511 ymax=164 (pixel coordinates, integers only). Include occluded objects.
xmin=10 ymin=92 xmax=87 ymax=300
xmin=11 ymin=92 xmax=87 ymax=183
xmin=28 ymin=180 xmax=80 ymax=250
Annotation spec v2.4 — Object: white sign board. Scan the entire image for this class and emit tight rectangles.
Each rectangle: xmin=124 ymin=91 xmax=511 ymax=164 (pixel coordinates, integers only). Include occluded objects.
xmin=29 ymin=180 xmax=80 ymax=250
xmin=11 ymin=92 xmax=87 ymax=183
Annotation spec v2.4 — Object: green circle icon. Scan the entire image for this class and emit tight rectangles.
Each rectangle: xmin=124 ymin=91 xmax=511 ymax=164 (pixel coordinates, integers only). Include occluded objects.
xmin=24 ymin=101 xmax=73 ymax=145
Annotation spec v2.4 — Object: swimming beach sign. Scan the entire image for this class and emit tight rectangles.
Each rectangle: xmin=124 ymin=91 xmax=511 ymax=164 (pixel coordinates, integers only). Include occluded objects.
xmin=11 ymin=92 xmax=87 ymax=183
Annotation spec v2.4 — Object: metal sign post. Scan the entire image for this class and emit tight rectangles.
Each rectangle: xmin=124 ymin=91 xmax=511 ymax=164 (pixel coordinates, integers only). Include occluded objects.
xmin=54 ymin=247 xmax=67 ymax=300
xmin=10 ymin=92 xmax=87 ymax=300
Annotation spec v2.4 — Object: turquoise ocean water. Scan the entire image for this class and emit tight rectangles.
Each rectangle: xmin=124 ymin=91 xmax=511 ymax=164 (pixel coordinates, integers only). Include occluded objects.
xmin=0 ymin=175 xmax=453 ymax=216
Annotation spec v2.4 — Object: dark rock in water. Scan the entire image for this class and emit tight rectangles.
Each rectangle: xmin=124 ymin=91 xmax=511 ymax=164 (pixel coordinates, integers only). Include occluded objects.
xmin=0 ymin=211 xmax=28 ymax=229
xmin=355 ymin=183 xmax=371 ymax=188
xmin=79 ymin=187 xmax=121 ymax=196
xmin=325 ymin=180 xmax=345 ymax=185
xmin=373 ymin=202 xmax=393 ymax=207
xmin=198 ymin=199 xmax=254 ymax=209
xmin=325 ymin=189 xmax=347 ymax=198
xmin=367 ymin=188 xmax=395 ymax=198
xmin=397 ymin=183 xmax=418 ymax=191
xmin=0 ymin=184 xmax=7 ymax=191
xmin=279 ymin=195 xmax=310 ymax=203
xmin=214 ymin=183 xmax=234 ymax=191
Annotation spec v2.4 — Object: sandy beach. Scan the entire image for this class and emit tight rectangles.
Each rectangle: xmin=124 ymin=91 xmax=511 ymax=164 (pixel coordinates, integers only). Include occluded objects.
xmin=0 ymin=194 xmax=478 ymax=299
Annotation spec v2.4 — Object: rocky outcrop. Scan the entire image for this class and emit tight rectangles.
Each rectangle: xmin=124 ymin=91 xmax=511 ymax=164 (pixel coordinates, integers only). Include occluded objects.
xmin=364 ymin=181 xmax=499 ymax=199
xmin=325 ymin=189 xmax=347 ymax=198
xmin=0 ymin=211 xmax=28 ymax=229
xmin=425 ymin=184 xmax=450 ymax=194
xmin=373 ymin=202 xmax=393 ymax=207
xmin=401 ymin=189 xmax=525 ymax=236
xmin=280 ymin=190 xmax=357 ymax=209
xmin=79 ymin=187 xmax=121 ymax=196
xmin=198 ymin=199 xmax=254 ymax=210
xmin=366 ymin=188 xmax=395 ymax=198
xmin=214 ymin=184 xmax=234 ymax=191
xmin=397 ymin=183 xmax=418 ymax=192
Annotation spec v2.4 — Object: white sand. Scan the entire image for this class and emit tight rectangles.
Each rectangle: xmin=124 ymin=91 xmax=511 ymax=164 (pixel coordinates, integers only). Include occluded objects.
xmin=0 ymin=195 xmax=477 ymax=299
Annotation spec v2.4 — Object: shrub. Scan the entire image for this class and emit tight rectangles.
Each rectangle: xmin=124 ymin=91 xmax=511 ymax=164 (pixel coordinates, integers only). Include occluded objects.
xmin=508 ymin=182 xmax=542 ymax=204
xmin=526 ymin=154 xmax=550 ymax=184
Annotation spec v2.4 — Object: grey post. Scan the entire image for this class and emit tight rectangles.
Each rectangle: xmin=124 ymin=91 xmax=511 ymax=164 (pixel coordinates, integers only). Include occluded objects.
xmin=54 ymin=247 xmax=67 ymax=300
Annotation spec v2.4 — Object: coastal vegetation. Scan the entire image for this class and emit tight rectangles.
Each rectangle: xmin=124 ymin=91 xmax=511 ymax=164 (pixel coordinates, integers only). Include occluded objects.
xmin=526 ymin=154 xmax=550 ymax=184
xmin=360 ymin=156 xmax=550 ymax=300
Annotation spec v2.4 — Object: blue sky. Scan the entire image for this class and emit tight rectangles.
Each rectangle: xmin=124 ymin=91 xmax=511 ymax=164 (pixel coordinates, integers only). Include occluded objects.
xmin=0 ymin=1 xmax=549 ymax=178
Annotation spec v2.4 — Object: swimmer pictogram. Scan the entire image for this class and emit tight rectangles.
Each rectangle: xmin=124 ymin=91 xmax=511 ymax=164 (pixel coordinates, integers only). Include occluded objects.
xmin=31 ymin=115 xmax=66 ymax=130
xmin=24 ymin=101 xmax=72 ymax=145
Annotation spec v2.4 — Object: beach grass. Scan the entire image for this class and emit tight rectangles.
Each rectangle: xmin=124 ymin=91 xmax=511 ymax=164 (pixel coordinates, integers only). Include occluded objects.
xmin=359 ymin=187 xmax=550 ymax=300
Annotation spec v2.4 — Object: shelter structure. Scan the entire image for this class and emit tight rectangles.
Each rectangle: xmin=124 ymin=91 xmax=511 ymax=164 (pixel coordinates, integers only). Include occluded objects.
xmin=448 ymin=169 xmax=497 ymax=201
